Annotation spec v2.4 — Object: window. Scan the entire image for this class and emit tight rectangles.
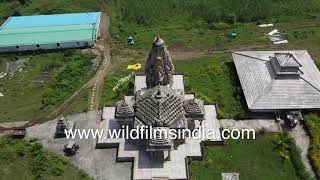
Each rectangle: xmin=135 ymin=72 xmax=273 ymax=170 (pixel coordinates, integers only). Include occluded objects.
xmin=36 ymin=44 xmax=40 ymax=48
xmin=16 ymin=46 xmax=19 ymax=49
xmin=57 ymin=43 xmax=60 ymax=47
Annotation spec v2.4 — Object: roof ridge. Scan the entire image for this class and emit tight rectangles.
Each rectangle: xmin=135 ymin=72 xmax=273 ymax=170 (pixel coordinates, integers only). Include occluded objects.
xmin=232 ymin=52 xmax=269 ymax=62
xmin=301 ymin=76 xmax=320 ymax=93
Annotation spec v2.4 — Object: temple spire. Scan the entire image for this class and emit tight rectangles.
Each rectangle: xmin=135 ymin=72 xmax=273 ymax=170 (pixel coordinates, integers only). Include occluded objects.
xmin=146 ymin=35 xmax=174 ymax=89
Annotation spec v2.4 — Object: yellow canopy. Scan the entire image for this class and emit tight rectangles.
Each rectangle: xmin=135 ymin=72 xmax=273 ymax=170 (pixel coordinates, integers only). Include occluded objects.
xmin=127 ymin=63 xmax=142 ymax=70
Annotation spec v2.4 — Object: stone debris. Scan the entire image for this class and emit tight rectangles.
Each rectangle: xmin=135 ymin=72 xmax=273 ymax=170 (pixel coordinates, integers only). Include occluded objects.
xmin=0 ymin=92 xmax=4 ymax=97
xmin=258 ymin=23 xmax=273 ymax=27
xmin=3 ymin=59 xmax=27 ymax=78
xmin=222 ymin=173 xmax=240 ymax=180
xmin=267 ymin=29 xmax=288 ymax=44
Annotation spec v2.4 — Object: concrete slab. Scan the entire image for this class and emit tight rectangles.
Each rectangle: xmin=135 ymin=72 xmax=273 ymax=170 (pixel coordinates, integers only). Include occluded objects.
xmin=220 ymin=119 xmax=281 ymax=132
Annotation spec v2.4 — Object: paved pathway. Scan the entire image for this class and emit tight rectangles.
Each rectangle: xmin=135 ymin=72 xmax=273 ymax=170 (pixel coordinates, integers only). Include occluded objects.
xmin=287 ymin=122 xmax=315 ymax=177
xmin=220 ymin=119 xmax=281 ymax=132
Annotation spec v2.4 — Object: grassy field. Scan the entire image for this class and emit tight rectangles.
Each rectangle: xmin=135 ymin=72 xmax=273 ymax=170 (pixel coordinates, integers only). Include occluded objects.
xmin=175 ymin=55 xmax=251 ymax=119
xmin=62 ymin=87 xmax=91 ymax=116
xmin=107 ymin=0 xmax=320 ymax=61
xmin=0 ymin=50 xmax=95 ymax=122
xmin=190 ymin=133 xmax=307 ymax=180
xmin=0 ymin=137 xmax=91 ymax=180
xmin=305 ymin=113 xmax=320 ymax=177
xmin=100 ymin=74 xmax=134 ymax=107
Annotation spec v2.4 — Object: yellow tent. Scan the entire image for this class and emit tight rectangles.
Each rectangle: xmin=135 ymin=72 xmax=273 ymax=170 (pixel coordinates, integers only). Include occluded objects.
xmin=127 ymin=63 xmax=142 ymax=70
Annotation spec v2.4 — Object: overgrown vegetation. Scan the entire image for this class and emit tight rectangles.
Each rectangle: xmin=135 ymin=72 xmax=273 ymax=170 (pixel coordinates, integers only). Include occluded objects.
xmin=0 ymin=50 xmax=95 ymax=122
xmin=42 ymin=50 xmax=95 ymax=107
xmin=175 ymin=56 xmax=250 ymax=119
xmin=305 ymin=113 xmax=320 ymax=178
xmin=100 ymin=74 xmax=134 ymax=107
xmin=190 ymin=134 xmax=299 ymax=180
xmin=110 ymin=0 xmax=320 ymax=26
xmin=106 ymin=0 xmax=320 ymax=67
xmin=272 ymin=132 xmax=313 ymax=180
xmin=0 ymin=137 xmax=91 ymax=179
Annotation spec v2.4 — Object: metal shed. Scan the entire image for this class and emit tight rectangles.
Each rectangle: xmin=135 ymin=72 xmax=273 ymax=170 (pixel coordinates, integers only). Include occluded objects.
xmin=0 ymin=12 xmax=101 ymax=53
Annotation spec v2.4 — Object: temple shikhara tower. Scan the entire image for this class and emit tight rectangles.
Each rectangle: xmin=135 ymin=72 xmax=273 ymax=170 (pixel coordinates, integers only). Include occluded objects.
xmin=97 ymin=35 xmax=222 ymax=180
xmin=145 ymin=34 xmax=174 ymax=88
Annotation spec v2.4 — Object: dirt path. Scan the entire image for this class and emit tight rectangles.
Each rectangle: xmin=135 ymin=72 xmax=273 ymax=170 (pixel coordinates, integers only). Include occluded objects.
xmin=89 ymin=13 xmax=112 ymax=111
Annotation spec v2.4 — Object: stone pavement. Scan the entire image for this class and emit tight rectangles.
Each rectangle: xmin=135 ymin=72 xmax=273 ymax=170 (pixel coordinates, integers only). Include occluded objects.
xmin=287 ymin=122 xmax=315 ymax=177
xmin=26 ymin=111 xmax=131 ymax=180
xmin=220 ymin=119 xmax=281 ymax=132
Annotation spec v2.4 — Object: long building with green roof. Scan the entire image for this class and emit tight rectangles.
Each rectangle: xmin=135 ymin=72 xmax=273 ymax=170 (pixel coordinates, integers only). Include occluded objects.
xmin=0 ymin=12 xmax=101 ymax=52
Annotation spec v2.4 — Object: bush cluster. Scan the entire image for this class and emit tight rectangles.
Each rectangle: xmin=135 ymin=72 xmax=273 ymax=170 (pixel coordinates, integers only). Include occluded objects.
xmin=305 ymin=113 xmax=320 ymax=178
xmin=0 ymin=137 xmax=69 ymax=179
xmin=273 ymin=132 xmax=313 ymax=180
xmin=42 ymin=50 xmax=95 ymax=107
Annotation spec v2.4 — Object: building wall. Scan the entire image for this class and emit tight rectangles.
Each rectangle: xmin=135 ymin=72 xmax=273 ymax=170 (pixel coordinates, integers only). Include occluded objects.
xmin=0 ymin=41 xmax=94 ymax=53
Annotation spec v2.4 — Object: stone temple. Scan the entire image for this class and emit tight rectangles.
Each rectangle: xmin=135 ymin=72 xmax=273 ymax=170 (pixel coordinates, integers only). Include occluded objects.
xmin=97 ymin=35 xmax=222 ymax=180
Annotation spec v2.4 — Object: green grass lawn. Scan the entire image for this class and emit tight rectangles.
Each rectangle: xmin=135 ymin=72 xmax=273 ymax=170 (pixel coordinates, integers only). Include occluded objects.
xmin=100 ymin=74 xmax=134 ymax=107
xmin=0 ymin=50 xmax=95 ymax=122
xmin=0 ymin=137 xmax=91 ymax=180
xmin=175 ymin=55 xmax=251 ymax=119
xmin=190 ymin=134 xmax=299 ymax=180
xmin=62 ymin=87 xmax=91 ymax=116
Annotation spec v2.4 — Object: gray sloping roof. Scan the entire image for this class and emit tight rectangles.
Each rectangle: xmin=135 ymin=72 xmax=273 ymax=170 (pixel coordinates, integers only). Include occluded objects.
xmin=232 ymin=50 xmax=320 ymax=110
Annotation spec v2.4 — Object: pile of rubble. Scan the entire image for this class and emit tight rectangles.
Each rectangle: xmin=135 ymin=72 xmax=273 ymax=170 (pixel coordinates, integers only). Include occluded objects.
xmin=0 ymin=59 xmax=27 ymax=79
xmin=267 ymin=29 xmax=288 ymax=44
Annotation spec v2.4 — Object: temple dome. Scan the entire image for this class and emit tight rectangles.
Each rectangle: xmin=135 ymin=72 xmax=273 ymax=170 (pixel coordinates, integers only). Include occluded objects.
xmin=135 ymin=86 xmax=186 ymax=127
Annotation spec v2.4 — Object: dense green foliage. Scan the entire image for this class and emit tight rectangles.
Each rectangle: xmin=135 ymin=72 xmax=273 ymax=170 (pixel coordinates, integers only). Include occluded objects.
xmin=42 ymin=50 xmax=95 ymax=107
xmin=0 ymin=137 xmax=91 ymax=179
xmin=0 ymin=50 xmax=95 ymax=122
xmin=190 ymin=134 xmax=299 ymax=180
xmin=175 ymin=56 xmax=250 ymax=119
xmin=273 ymin=132 xmax=313 ymax=180
xmin=0 ymin=0 xmax=100 ymax=24
xmin=109 ymin=0 xmax=320 ymax=25
xmin=305 ymin=113 xmax=320 ymax=177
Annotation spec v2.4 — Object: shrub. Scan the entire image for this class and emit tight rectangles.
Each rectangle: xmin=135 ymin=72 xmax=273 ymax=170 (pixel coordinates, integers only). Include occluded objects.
xmin=273 ymin=132 xmax=313 ymax=180
xmin=305 ymin=113 xmax=320 ymax=177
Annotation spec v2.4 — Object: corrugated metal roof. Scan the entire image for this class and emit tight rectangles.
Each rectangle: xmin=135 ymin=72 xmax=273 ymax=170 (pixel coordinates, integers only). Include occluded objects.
xmin=232 ymin=50 xmax=320 ymax=110
xmin=0 ymin=24 xmax=95 ymax=47
xmin=1 ymin=12 xmax=101 ymax=29
xmin=0 ymin=12 xmax=101 ymax=47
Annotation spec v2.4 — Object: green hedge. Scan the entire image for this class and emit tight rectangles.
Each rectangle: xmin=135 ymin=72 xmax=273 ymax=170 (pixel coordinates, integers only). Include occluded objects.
xmin=305 ymin=113 xmax=320 ymax=178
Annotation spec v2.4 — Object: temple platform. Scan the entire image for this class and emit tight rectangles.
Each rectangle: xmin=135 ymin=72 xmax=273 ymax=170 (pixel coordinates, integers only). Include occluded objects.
xmin=96 ymin=74 xmax=222 ymax=180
